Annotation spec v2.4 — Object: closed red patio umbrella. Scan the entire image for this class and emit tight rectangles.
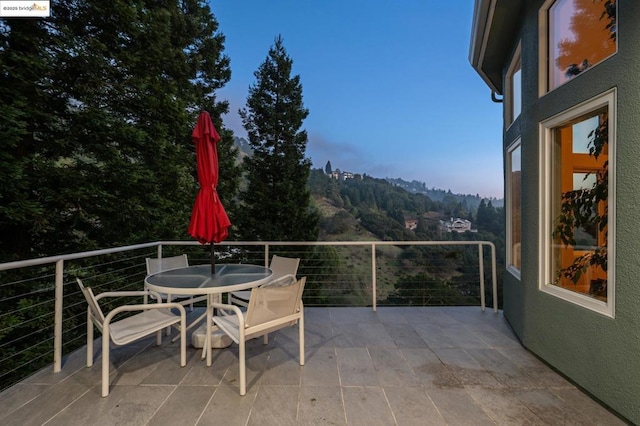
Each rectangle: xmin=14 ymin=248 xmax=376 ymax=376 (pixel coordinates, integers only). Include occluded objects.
xmin=188 ymin=111 xmax=231 ymax=273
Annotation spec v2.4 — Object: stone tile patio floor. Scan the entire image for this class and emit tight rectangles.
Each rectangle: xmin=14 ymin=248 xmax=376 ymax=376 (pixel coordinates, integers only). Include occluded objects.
xmin=0 ymin=307 xmax=628 ymax=425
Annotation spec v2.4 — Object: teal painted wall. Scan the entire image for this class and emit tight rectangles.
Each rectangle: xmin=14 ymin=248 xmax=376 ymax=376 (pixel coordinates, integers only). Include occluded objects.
xmin=501 ymin=1 xmax=640 ymax=423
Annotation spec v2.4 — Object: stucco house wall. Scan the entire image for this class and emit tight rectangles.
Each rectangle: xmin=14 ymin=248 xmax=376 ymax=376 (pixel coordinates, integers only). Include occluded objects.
xmin=471 ymin=1 xmax=640 ymax=423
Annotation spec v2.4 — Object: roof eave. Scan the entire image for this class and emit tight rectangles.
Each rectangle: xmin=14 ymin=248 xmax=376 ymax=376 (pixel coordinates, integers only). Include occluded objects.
xmin=469 ymin=0 xmax=524 ymax=96
xmin=469 ymin=0 xmax=501 ymax=94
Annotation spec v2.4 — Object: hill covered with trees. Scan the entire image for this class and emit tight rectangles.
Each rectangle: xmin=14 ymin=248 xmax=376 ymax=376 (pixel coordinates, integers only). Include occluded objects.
xmin=308 ymin=168 xmax=504 ymax=243
xmin=385 ymin=177 xmax=503 ymax=210
xmin=306 ymin=168 xmax=505 ymax=308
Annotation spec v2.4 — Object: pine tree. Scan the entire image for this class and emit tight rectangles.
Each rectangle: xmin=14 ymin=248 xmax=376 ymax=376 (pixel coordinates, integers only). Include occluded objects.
xmin=325 ymin=160 xmax=332 ymax=175
xmin=237 ymin=35 xmax=318 ymax=241
xmin=0 ymin=18 xmax=66 ymax=260
xmin=0 ymin=0 xmax=236 ymax=259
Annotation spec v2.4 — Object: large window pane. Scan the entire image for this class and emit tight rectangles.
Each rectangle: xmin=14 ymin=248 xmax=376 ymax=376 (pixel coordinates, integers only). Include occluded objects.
xmin=512 ymin=67 xmax=522 ymax=120
xmin=507 ymin=142 xmax=521 ymax=273
xmin=550 ymin=107 xmax=608 ymax=300
xmin=507 ymin=44 xmax=522 ymax=124
xmin=548 ymin=0 xmax=617 ymax=90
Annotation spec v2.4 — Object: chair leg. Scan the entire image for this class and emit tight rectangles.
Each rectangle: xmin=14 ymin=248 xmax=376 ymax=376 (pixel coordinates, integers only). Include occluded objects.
xmin=299 ymin=313 xmax=305 ymax=366
xmin=166 ymin=293 xmax=173 ymax=335
xmin=239 ymin=338 xmax=246 ymax=396
xmin=180 ymin=314 xmax=186 ymax=367
xmin=86 ymin=311 xmax=93 ymax=367
xmin=102 ymin=331 xmax=110 ymax=397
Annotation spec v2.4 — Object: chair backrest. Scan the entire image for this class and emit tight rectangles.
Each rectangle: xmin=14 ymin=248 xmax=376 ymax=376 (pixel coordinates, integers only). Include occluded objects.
xmin=269 ymin=255 xmax=300 ymax=281
xmin=76 ymin=278 xmax=105 ymax=324
xmin=146 ymin=254 xmax=189 ymax=275
xmin=245 ymin=276 xmax=305 ymax=328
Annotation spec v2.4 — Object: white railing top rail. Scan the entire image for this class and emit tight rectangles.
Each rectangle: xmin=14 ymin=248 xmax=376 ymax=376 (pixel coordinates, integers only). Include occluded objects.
xmin=0 ymin=240 xmax=496 ymax=270
xmin=0 ymin=242 xmax=161 ymax=271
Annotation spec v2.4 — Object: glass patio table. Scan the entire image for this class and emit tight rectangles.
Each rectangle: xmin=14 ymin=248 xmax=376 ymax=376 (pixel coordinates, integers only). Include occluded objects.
xmin=144 ymin=263 xmax=273 ymax=355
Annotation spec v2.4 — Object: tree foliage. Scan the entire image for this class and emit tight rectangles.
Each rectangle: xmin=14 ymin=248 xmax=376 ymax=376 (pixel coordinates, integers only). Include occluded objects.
xmin=0 ymin=0 xmax=238 ymax=390
xmin=557 ymin=0 xmax=616 ymax=78
xmin=0 ymin=0 xmax=237 ymax=261
xmin=325 ymin=160 xmax=332 ymax=175
xmin=309 ymin=170 xmax=505 ymax=242
xmin=237 ymin=35 xmax=318 ymax=241
xmin=308 ymin=169 xmax=506 ymax=307
xmin=476 ymin=199 xmax=503 ymax=235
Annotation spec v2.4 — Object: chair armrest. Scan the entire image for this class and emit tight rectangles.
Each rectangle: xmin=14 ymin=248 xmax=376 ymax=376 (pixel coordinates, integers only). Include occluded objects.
xmin=104 ymin=302 xmax=186 ymax=325
xmin=210 ymin=302 xmax=245 ymax=328
xmin=267 ymin=274 xmax=296 ymax=287
xmin=95 ymin=290 xmax=163 ymax=302
xmin=210 ymin=302 xmax=243 ymax=317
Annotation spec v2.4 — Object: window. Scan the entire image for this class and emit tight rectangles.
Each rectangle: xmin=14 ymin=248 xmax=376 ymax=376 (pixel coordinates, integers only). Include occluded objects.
xmin=539 ymin=89 xmax=615 ymax=316
xmin=507 ymin=44 xmax=522 ymax=125
xmin=507 ymin=140 xmax=521 ymax=276
xmin=539 ymin=0 xmax=617 ymax=93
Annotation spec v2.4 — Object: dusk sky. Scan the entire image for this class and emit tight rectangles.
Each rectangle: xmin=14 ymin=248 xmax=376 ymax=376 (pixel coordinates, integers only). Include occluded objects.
xmin=211 ymin=0 xmax=504 ymax=198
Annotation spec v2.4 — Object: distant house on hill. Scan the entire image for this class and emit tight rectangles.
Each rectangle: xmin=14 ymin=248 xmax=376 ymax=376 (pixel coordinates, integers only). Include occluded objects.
xmin=404 ymin=219 xmax=418 ymax=231
xmin=440 ymin=217 xmax=473 ymax=233
xmin=328 ymin=168 xmax=360 ymax=180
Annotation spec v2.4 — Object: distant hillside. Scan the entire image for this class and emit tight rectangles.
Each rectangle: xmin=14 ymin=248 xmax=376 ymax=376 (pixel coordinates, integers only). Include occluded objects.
xmin=233 ymin=141 xmax=504 ymax=213
xmin=236 ymin=142 xmax=503 ymax=209
xmin=308 ymin=168 xmax=504 ymax=242
xmin=385 ymin=177 xmax=503 ymax=209
xmin=233 ymin=136 xmax=253 ymax=159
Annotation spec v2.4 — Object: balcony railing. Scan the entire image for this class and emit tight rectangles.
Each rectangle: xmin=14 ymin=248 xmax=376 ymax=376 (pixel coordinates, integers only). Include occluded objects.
xmin=0 ymin=240 xmax=497 ymax=392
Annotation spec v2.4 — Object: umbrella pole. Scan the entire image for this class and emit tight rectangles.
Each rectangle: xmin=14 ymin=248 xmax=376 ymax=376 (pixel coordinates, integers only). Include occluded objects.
xmin=210 ymin=243 xmax=216 ymax=274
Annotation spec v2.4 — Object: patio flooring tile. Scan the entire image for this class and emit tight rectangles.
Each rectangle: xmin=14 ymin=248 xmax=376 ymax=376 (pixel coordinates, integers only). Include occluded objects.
xmin=0 ymin=307 xmax=627 ymax=425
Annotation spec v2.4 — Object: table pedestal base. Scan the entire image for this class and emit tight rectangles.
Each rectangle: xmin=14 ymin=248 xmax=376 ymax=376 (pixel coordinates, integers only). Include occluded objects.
xmin=192 ymin=323 xmax=232 ymax=349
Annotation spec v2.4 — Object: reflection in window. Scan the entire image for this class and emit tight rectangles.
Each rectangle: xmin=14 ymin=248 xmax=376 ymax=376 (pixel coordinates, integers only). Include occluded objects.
xmin=507 ymin=141 xmax=521 ymax=273
xmin=505 ymin=43 xmax=522 ymax=123
xmin=507 ymin=44 xmax=522 ymax=124
xmin=572 ymin=116 xmax=599 ymax=153
xmin=548 ymin=0 xmax=617 ymax=90
xmin=550 ymin=107 xmax=608 ymax=301
xmin=512 ymin=67 xmax=521 ymax=120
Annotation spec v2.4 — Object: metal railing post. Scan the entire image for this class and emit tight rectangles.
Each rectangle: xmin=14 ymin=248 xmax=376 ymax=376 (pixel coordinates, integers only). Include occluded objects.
xmin=491 ymin=243 xmax=498 ymax=313
xmin=157 ymin=244 xmax=162 ymax=259
xmin=478 ymin=244 xmax=485 ymax=312
xmin=54 ymin=259 xmax=64 ymax=372
xmin=371 ymin=243 xmax=377 ymax=312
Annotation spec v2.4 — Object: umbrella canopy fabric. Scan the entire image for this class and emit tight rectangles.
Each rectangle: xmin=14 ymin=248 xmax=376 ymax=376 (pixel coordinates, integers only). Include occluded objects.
xmin=188 ymin=111 xmax=231 ymax=245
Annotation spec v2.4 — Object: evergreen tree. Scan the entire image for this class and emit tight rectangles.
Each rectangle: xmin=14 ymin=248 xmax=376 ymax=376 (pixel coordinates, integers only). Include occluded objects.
xmin=0 ymin=0 xmax=236 ymax=260
xmin=0 ymin=0 xmax=237 ymax=389
xmin=0 ymin=18 xmax=66 ymax=260
xmin=237 ymin=35 xmax=318 ymax=241
xmin=325 ymin=160 xmax=332 ymax=174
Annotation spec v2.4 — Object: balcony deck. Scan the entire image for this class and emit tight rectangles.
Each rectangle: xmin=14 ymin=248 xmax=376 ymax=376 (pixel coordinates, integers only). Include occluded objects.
xmin=0 ymin=307 xmax=625 ymax=426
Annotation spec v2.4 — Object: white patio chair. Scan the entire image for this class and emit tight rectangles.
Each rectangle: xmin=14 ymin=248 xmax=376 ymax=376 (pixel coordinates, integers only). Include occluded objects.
xmin=207 ymin=275 xmax=306 ymax=395
xmin=76 ymin=278 xmax=186 ymax=397
xmin=146 ymin=255 xmax=209 ymax=339
xmin=228 ymin=255 xmax=300 ymax=307
xmin=145 ymin=254 xmax=207 ymax=310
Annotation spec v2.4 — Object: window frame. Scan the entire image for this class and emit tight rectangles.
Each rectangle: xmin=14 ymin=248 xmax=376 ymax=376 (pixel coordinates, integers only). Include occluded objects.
xmin=538 ymin=88 xmax=616 ymax=317
xmin=538 ymin=0 xmax=618 ymax=96
xmin=506 ymin=138 xmax=522 ymax=279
